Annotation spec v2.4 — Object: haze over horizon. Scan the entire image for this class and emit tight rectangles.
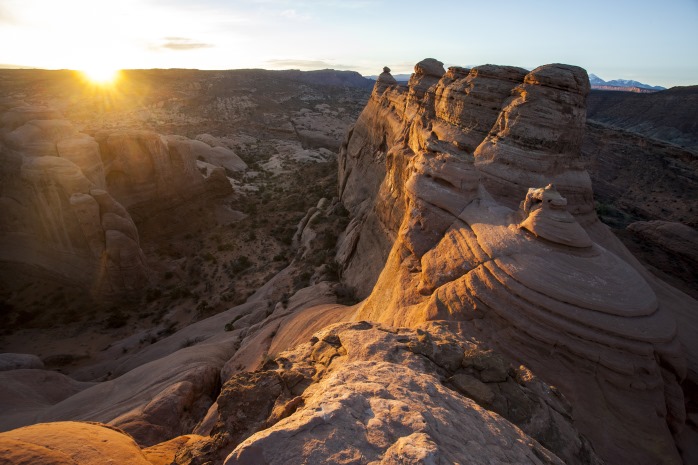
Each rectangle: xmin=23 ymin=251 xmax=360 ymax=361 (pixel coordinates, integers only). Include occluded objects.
xmin=1 ymin=0 xmax=697 ymax=88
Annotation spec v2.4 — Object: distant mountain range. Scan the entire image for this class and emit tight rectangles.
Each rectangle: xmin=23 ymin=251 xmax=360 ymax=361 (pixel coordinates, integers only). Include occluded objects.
xmin=364 ymin=73 xmax=412 ymax=82
xmin=588 ymin=73 xmax=665 ymax=92
xmin=365 ymin=71 xmax=666 ymax=93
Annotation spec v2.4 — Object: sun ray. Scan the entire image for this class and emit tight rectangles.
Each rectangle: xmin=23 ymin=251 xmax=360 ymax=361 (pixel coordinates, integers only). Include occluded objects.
xmin=81 ymin=66 xmax=121 ymax=85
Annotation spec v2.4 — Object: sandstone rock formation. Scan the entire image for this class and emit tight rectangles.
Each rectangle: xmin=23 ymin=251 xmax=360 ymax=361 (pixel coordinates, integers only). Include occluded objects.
xmin=337 ymin=59 xmax=697 ymax=465
xmin=1 ymin=63 xmax=695 ymax=465
xmin=0 ymin=105 xmax=236 ymax=296
xmin=0 ymin=421 xmax=152 ymax=465
xmin=168 ymin=134 xmax=247 ymax=173
xmin=0 ymin=106 xmax=150 ymax=295
xmin=95 ymin=129 xmax=232 ymax=222
xmin=518 ymin=184 xmax=592 ymax=248
xmin=175 ymin=322 xmax=600 ymax=465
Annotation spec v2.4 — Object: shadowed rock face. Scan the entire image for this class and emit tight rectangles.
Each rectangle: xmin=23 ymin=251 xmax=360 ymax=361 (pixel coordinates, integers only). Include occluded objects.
xmin=338 ymin=59 xmax=696 ymax=465
xmin=0 ymin=106 xmax=150 ymax=296
xmin=0 ymin=105 xmax=232 ymax=297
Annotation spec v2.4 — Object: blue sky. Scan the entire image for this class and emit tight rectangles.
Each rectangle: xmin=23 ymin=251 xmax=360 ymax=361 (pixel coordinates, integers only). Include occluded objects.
xmin=1 ymin=0 xmax=696 ymax=87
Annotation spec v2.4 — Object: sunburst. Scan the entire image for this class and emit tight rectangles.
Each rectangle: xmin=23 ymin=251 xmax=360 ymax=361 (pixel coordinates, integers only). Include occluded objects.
xmin=81 ymin=66 xmax=121 ymax=85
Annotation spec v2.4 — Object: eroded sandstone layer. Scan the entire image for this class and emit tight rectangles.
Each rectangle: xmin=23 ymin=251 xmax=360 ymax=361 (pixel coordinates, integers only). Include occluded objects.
xmin=0 ymin=104 xmax=231 ymax=296
xmin=337 ymin=59 xmax=696 ymax=464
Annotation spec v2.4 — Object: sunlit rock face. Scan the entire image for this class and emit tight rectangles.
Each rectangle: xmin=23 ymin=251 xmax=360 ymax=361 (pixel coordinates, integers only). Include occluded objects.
xmin=337 ymin=59 xmax=695 ymax=465
xmin=174 ymin=322 xmax=602 ymax=465
xmin=0 ymin=421 xmax=153 ymax=465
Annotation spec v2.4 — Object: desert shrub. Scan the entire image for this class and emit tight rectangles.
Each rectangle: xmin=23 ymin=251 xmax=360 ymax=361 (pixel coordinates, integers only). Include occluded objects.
xmin=169 ymin=287 xmax=193 ymax=300
xmin=180 ymin=336 xmax=205 ymax=348
xmin=157 ymin=321 xmax=178 ymax=337
xmin=104 ymin=311 xmax=128 ymax=329
xmin=335 ymin=283 xmax=360 ymax=306
xmin=229 ymin=256 xmax=252 ymax=272
xmin=224 ymin=314 xmax=243 ymax=331
xmin=293 ymin=270 xmax=312 ymax=289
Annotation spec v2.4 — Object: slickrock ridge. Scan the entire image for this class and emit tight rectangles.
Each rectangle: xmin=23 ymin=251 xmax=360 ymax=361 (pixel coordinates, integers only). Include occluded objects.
xmin=338 ymin=59 xmax=697 ymax=464
xmin=174 ymin=322 xmax=600 ymax=465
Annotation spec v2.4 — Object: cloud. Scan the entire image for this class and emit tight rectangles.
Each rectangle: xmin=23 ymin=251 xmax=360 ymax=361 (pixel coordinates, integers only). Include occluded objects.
xmin=279 ymin=9 xmax=310 ymax=20
xmin=160 ymin=37 xmax=214 ymax=51
xmin=265 ymin=59 xmax=357 ymax=70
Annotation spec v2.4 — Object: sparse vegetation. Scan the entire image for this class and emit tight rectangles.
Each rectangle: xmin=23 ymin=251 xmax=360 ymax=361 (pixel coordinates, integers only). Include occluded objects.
xmin=0 ymin=71 xmax=366 ymax=376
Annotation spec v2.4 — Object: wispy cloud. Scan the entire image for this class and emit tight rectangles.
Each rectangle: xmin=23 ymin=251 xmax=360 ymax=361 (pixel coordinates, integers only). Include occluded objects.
xmin=266 ymin=58 xmax=356 ymax=70
xmin=160 ymin=37 xmax=214 ymax=51
xmin=279 ymin=9 xmax=310 ymax=20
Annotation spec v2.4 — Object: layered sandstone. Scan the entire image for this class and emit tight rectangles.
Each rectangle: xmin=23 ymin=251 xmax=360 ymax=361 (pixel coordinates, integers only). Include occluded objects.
xmin=0 ymin=106 xmax=149 ymax=295
xmin=0 ymin=105 xmax=234 ymax=296
xmin=337 ymin=59 xmax=696 ymax=464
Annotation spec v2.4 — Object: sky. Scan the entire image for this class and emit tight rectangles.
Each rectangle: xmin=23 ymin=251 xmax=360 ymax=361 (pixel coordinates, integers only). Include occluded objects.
xmin=0 ymin=0 xmax=697 ymax=87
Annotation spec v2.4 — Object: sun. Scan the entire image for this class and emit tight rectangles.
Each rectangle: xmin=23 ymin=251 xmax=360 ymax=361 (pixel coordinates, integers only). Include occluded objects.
xmin=81 ymin=66 xmax=121 ymax=85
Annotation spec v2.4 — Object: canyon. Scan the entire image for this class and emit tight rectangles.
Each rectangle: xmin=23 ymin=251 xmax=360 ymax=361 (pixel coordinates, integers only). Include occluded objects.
xmin=0 ymin=62 xmax=696 ymax=465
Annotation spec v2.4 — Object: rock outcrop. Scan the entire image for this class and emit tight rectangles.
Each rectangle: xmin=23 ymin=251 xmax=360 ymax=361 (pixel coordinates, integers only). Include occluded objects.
xmin=337 ymin=59 xmax=696 ymax=465
xmin=0 ymin=421 xmax=152 ymax=465
xmin=95 ymin=129 xmax=232 ymax=222
xmin=0 ymin=106 xmax=234 ymax=296
xmin=0 ymin=106 xmax=150 ymax=295
xmin=175 ymin=322 xmax=601 ymax=465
